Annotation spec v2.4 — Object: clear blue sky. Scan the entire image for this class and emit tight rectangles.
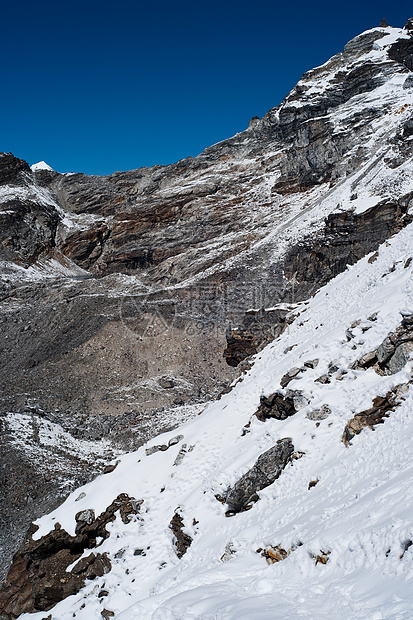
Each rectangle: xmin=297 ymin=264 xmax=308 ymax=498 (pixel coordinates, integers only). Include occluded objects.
xmin=1 ymin=1 xmax=411 ymax=175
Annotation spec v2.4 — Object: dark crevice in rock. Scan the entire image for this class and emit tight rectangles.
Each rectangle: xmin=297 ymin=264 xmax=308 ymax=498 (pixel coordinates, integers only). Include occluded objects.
xmin=224 ymin=308 xmax=291 ymax=367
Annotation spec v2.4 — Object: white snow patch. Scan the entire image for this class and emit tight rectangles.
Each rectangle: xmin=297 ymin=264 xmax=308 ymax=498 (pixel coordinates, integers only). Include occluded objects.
xmin=30 ymin=161 xmax=54 ymax=172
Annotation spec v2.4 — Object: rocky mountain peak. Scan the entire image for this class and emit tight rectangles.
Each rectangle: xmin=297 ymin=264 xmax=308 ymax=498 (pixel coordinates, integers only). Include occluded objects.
xmin=404 ymin=17 xmax=413 ymax=33
xmin=0 ymin=152 xmax=30 ymax=186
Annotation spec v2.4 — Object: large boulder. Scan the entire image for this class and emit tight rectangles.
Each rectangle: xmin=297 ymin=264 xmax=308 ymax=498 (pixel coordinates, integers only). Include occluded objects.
xmin=225 ymin=438 xmax=294 ymax=514
xmin=255 ymin=392 xmax=296 ymax=421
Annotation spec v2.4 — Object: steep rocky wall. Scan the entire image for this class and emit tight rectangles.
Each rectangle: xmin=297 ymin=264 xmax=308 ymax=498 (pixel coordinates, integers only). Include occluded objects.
xmin=224 ymin=195 xmax=413 ymax=364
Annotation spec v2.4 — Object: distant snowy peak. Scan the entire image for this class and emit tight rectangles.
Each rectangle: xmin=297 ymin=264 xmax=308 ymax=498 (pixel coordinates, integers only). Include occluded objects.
xmin=31 ymin=160 xmax=54 ymax=172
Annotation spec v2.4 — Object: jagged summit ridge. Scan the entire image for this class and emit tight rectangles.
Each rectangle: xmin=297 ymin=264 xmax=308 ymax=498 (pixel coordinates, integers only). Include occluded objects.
xmin=4 ymin=22 xmax=412 ymax=283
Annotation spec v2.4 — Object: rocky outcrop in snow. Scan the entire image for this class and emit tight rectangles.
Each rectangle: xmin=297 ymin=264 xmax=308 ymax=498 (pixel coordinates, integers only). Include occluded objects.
xmin=224 ymin=438 xmax=295 ymax=514
xmin=0 ymin=494 xmax=141 ymax=618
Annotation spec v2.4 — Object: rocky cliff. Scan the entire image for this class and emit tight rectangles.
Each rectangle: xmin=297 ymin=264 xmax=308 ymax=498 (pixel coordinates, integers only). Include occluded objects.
xmin=1 ymin=18 xmax=413 ymax=590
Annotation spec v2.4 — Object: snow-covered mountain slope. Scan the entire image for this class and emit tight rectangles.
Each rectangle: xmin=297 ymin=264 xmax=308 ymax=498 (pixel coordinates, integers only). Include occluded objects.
xmin=2 ymin=21 xmax=413 ymax=421
xmin=4 ymin=212 xmax=412 ymax=619
xmin=1 ymin=19 xmax=413 ymax=616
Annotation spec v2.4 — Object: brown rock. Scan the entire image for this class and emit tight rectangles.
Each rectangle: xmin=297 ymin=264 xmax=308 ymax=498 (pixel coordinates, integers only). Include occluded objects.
xmin=280 ymin=367 xmax=301 ymax=388
xmin=343 ymin=389 xmax=402 ymax=445
xmin=0 ymin=494 xmax=141 ymax=618
xmin=262 ymin=545 xmax=289 ymax=563
xmin=103 ymin=462 xmax=118 ymax=474
xmin=169 ymin=512 xmax=192 ymax=559
xmin=315 ymin=374 xmax=330 ymax=384
xmin=315 ymin=550 xmax=330 ymax=565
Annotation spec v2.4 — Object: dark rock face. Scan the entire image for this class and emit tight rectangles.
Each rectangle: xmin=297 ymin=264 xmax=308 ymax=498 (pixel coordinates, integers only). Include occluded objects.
xmin=224 ymin=328 xmax=261 ymax=368
xmin=0 ymin=154 xmax=59 ymax=266
xmin=388 ymin=38 xmax=413 ymax=71
xmin=225 ymin=438 xmax=294 ymax=514
xmin=224 ymin=308 xmax=290 ymax=367
xmin=0 ymin=494 xmax=140 ymax=619
xmin=0 ymin=198 xmax=59 ymax=267
xmin=255 ymin=392 xmax=296 ymax=422
xmin=58 ymin=225 xmax=110 ymax=269
xmin=283 ymin=198 xmax=412 ymax=301
xmin=224 ymin=197 xmax=412 ymax=365
xmin=0 ymin=153 xmax=30 ymax=186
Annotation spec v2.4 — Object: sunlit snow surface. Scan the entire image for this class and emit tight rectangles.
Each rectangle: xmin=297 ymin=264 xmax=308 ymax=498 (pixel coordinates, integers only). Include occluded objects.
xmin=20 ymin=217 xmax=413 ymax=619
xmin=30 ymin=161 xmax=54 ymax=172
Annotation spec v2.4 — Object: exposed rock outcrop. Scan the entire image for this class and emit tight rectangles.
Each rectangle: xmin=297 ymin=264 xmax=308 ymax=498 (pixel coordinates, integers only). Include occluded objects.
xmin=343 ymin=387 xmax=408 ymax=445
xmin=0 ymin=494 xmax=141 ymax=619
xmin=388 ymin=35 xmax=413 ymax=71
xmin=224 ymin=307 xmax=291 ymax=366
xmin=0 ymin=153 xmax=30 ymax=186
xmin=0 ymin=199 xmax=59 ymax=267
xmin=254 ymin=392 xmax=297 ymax=422
xmin=282 ymin=198 xmax=413 ymax=303
xmin=224 ymin=438 xmax=294 ymax=514
xmin=224 ymin=198 xmax=412 ymax=365
xmin=169 ymin=512 xmax=192 ymax=558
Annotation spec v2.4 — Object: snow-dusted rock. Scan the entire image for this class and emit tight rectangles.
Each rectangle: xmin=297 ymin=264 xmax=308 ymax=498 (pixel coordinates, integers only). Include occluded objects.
xmin=225 ymin=438 xmax=294 ymax=513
